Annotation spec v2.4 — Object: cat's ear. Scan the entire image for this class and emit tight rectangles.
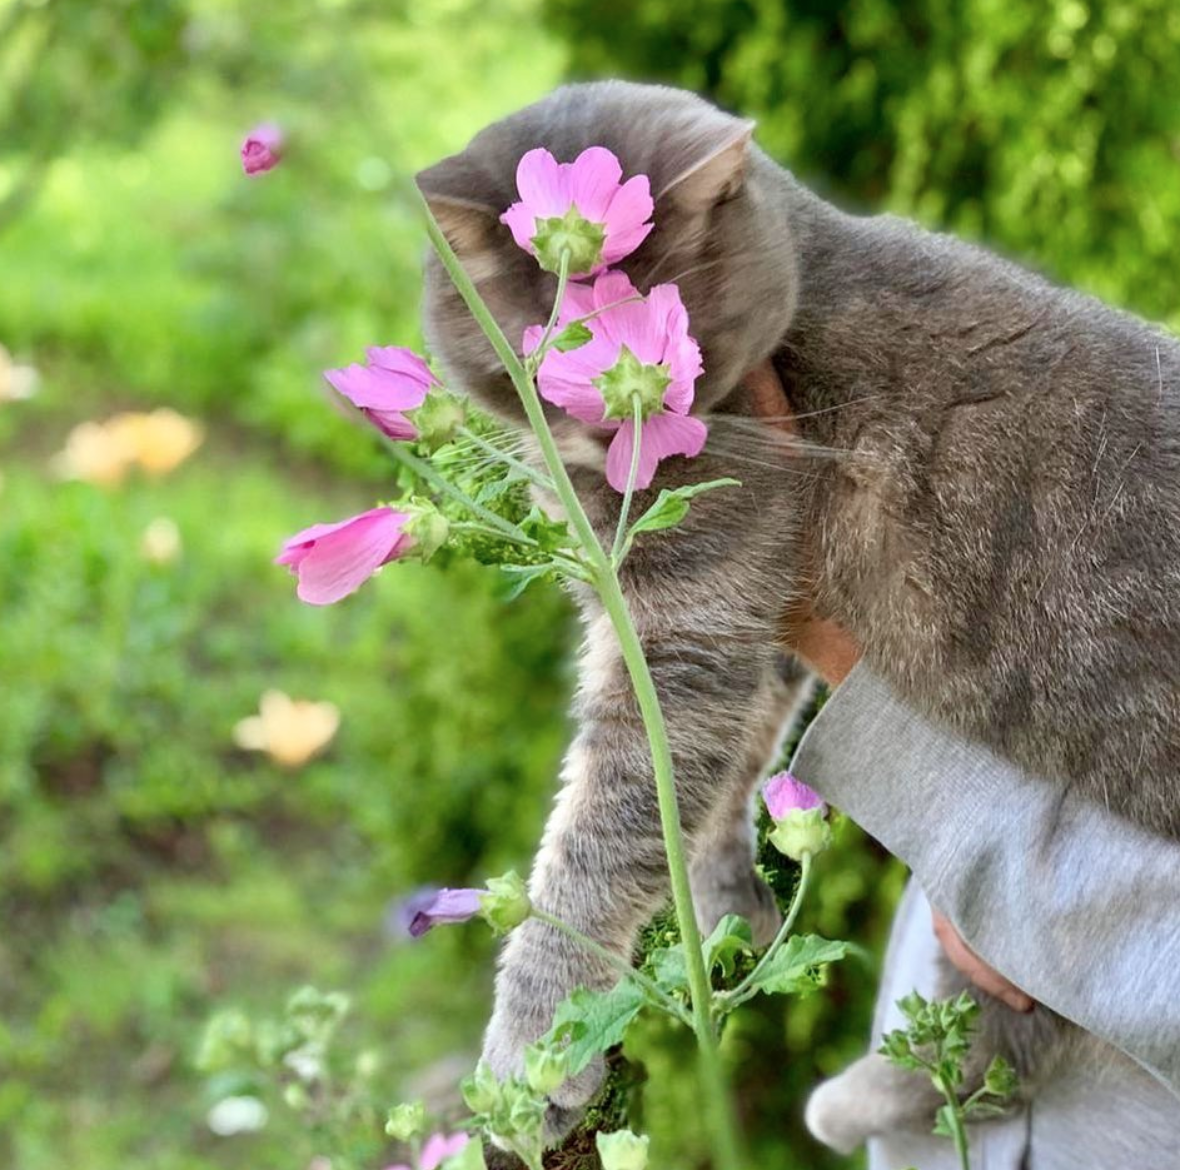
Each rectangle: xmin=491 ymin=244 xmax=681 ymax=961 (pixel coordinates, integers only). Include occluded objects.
xmin=658 ymin=119 xmax=757 ymax=213
xmin=415 ymin=156 xmax=502 ymax=256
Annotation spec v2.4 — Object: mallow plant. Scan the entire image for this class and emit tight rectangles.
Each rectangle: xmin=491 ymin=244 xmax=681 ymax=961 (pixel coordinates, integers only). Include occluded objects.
xmin=251 ymin=141 xmax=1009 ymax=1168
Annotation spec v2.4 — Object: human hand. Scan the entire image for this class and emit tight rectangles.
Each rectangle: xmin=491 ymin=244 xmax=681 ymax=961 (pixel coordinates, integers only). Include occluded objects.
xmin=931 ymin=909 xmax=1035 ymax=1013
xmin=742 ymin=359 xmax=862 ymax=687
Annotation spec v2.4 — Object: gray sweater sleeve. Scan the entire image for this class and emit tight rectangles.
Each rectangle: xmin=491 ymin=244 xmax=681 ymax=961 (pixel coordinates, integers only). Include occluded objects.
xmin=790 ymin=662 xmax=1180 ymax=1097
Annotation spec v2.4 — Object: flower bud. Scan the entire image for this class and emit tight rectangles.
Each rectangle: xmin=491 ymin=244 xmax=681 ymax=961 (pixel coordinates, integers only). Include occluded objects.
xmin=523 ymin=1041 xmax=568 ymax=1096
xmin=385 ymin=1100 xmax=427 ymax=1141
xmin=763 ymin=772 xmax=831 ymax=861
xmin=596 ymin=1129 xmax=650 ymax=1170
xmin=409 ymin=391 xmax=467 ymax=453
xmin=479 ymin=871 xmax=531 ymax=935
xmin=461 ymin=1059 xmax=501 ymax=1115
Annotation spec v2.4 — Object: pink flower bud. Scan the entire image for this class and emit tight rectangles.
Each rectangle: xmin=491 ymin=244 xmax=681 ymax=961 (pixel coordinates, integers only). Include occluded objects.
xmin=241 ymin=123 xmax=284 ymax=176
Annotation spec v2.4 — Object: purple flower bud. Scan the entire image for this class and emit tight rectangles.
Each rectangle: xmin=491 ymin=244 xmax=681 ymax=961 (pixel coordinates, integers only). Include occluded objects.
xmin=763 ymin=772 xmax=830 ymax=862
xmin=241 ymin=123 xmax=284 ymax=175
xmin=407 ymin=888 xmax=484 ymax=937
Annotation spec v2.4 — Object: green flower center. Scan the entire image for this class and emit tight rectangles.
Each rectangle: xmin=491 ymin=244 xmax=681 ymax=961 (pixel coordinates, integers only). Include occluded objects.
xmin=530 ymin=204 xmax=606 ymax=276
xmin=594 ymin=345 xmax=672 ymax=421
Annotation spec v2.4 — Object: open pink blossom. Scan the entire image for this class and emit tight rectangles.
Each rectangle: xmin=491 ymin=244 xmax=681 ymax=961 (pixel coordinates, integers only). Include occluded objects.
xmin=407 ymin=888 xmax=484 ymax=937
xmin=241 ymin=123 xmax=283 ymax=175
xmin=325 ymin=346 xmax=437 ymax=440
xmin=525 ymin=271 xmax=706 ymax=491
xmin=763 ymin=772 xmax=827 ymax=820
xmin=276 ymin=506 xmax=412 ymax=605
xmin=386 ymin=1131 xmax=470 ymax=1170
xmin=501 ymin=147 xmax=653 ymax=275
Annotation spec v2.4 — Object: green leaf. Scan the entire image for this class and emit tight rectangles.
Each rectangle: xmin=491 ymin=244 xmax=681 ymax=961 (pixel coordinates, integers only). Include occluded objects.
xmin=742 ymin=934 xmax=849 ymax=998
xmin=499 ymin=562 xmax=557 ymax=600
xmin=932 ymin=1103 xmax=960 ymax=1139
xmin=553 ymin=320 xmax=594 ymax=352
xmin=544 ymin=980 xmax=647 ymax=1076
xmin=648 ymin=945 xmax=689 ymax=995
xmin=701 ymin=914 xmax=754 ymax=980
xmin=519 ymin=506 xmax=573 ymax=553
xmin=627 ymin=478 xmax=741 ymax=538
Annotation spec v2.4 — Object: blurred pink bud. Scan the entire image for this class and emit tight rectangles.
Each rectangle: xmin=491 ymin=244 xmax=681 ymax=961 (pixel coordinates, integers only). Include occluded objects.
xmin=241 ymin=123 xmax=284 ymax=175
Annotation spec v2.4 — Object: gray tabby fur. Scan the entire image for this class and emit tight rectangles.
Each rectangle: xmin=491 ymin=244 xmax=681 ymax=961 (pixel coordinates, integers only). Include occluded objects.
xmin=415 ymin=80 xmax=1180 ymax=1152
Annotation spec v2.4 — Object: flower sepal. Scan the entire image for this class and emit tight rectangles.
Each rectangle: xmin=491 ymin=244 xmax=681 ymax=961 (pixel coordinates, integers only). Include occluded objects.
xmin=409 ymin=391 xmax=467 ymax=453
xmin=400 ymin=499 xmax=451 ymax=563
xmin=530 ymin=205 xmax=606 ymax=275
xmin=479 ymin=870 xmax=531 ymax=935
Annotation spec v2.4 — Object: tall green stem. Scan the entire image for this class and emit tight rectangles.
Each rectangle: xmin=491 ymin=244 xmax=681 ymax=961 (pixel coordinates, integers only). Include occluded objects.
xmin=611 ymin=397 xmax=643 ymax=564
xmin=419 ymin=192 xmax=745 ymax=1170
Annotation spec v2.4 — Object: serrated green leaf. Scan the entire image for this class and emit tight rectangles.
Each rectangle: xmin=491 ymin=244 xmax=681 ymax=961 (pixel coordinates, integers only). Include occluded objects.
xmin=553 ymin=320 xmax=594 ymax=352
xmin=544 ymin=981 xmax=646 ymax=1076
xmin=627 ymin=478 xmax=741 ymax=539
xmin=648 ymin=945 xmax=689 ymax=995
xmin=701 ymin=914 xmax=754 ymax=979
xmin=519 ymin=506 xmax=573 ymax=553
xmin=742 ymin=934 xmax=849 ymax=998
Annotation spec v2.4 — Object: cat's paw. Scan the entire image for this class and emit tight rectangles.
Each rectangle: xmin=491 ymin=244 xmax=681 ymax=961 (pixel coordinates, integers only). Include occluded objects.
xmin=481 ymin=918 xmax=614 ymax=1144
xmin=805 ymin=1053 xmax=943 ymax=1154
xmin=691 ymin=860 xmax=782 ymax=947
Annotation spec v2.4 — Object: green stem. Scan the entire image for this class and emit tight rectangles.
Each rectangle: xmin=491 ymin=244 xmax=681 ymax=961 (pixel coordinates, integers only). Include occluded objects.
xmin=381 ymin=436 xmax=533 ymax=545
xmin=949 ymin=1109 xmax=971 ymax=1170
xmin=721 ymin=851 xmax=813 ymax=1010
xmin=456 ymin=426 xmax=555 ymax=491
xmin=532 ymin=908 xmax=691 ymax=1025
xmin=533 ymin=251 xmax=572 ymax=357
xmin=610 ymin=396 xmax=643 ymax=565
xmin=419 ymin=192 xmax=745 ymax=1170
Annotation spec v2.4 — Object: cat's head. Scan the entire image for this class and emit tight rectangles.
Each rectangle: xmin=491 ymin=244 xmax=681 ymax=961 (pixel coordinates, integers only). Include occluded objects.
xmin=415 ymin=81 xmax=797 ymax=457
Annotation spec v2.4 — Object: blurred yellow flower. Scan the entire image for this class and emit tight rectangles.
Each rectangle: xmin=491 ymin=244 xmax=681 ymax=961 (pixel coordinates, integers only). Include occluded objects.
xmin=140 ymin=517 xmax=183 ymax=564
xmin=0 ymin=344 xmax=39 ymax=403
xmin=51 ymin=408 xmax=204 ymax=485
xmin=113 ymin=408 xmax=204 ymax=475
xmin=232 ymin=690 xmax=341 ymax=769
xmin=51 ymin=419 xmax=138 ymax=485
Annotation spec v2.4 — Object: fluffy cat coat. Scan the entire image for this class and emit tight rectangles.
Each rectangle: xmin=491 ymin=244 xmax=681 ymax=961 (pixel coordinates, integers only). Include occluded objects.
xmin=415 ymin=80 xmax=1180 ymax=1151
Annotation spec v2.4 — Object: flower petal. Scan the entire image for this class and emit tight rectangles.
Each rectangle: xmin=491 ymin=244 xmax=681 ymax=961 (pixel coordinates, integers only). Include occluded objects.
xmin=606 ymin=413 xmax=708 ymax=492
xmin=764 ymin=771 xmax=827 ymax=819
xmin=365 ymin=346 xmax=437 ymax=385
xmin=514 ymin=148 xmax=568 ymax=213
xmin=567 ymin=146 xmax=624 ymax=222
xmin=420 ymin=1133 xmax=470 ymax=1170
xmin=279 ymin=507 xmax=410 ymax=606
xmin=408 ymin=888 xmax=484 ymax=937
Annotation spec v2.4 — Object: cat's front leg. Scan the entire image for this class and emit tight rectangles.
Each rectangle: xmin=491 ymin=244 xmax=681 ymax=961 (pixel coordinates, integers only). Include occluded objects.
xmin=482 ymin=594 xmax=783 ymax=1132
xmin=689 ymin=653 xmax=815 ymax=946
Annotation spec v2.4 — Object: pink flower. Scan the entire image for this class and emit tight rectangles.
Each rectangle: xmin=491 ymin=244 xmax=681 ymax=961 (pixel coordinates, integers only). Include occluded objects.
xmin=501 ymin=147 xmax=653 ymax=275
xmin=407 ymin=888 xmax=484 ymax=937
xmin=241 ymin=123 xmax=283 ymax=175
xmin=763 ymin=772 xmax=827 ymax=820
xmin=325 ymin=346 xmax=437 ymax=440
xmin=276 ymin=506 xmax=412 ymax=605
xmin=525 ymin=271 xmax=707 ymax=491
xmin=386 ymin=1131 xmax=470 ymax=1170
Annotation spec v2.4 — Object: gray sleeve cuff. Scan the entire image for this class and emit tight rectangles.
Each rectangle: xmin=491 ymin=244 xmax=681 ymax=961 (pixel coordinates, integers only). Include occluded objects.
xmin=790 ymin=662 xmax=1180 ymax=1096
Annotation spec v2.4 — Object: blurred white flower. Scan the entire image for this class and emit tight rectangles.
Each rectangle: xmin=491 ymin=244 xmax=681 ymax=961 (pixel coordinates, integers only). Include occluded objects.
xmin=207 ymin=1094 xmax=268 ymax=1136
xmin=0 ymin=344 xmax=39 ymax=403
xmin=233 ymin=690 xmax=340 ymax=768
xmin=140 ymin=517 xmax=183 ymax=564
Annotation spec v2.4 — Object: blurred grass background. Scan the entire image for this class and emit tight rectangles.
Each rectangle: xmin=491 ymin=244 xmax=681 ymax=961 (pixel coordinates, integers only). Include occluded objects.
xmin=1 ymin=1 xmax=1176 ymax=1167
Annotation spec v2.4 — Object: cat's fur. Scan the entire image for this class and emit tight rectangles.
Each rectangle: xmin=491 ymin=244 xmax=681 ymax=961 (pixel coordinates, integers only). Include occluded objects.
xmin=415 ymin=80 xmax=1180 ymax=1152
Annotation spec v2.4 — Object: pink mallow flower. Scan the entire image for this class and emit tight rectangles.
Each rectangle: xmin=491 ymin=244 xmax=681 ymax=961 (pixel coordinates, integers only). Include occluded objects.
xmin=241 ymin=123 xmax=284 ymax=175
xmin=276 ymin=506 xmax=412 ymax=606
xmin=501 ymin=147 xmax=653 ymax=276
xmin=324 ymin=346 xmax=438 ymax=441
xmin=386 ymin=1131 xmax=470 ymax=1170
xmin=525 ymin=271 xmax=707 ymax=492
xmin=763 ymin=771 xmax=830 ymax=862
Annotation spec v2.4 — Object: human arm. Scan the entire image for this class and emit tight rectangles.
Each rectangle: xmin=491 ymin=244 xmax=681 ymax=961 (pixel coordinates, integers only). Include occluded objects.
xmin=790 ymin=661 xmax=1180 ymax=1097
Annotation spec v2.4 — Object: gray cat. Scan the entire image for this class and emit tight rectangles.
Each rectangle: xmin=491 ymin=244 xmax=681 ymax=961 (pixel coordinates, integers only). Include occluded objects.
xmin=415 ymin=80 xmax=1180 ymax=1153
